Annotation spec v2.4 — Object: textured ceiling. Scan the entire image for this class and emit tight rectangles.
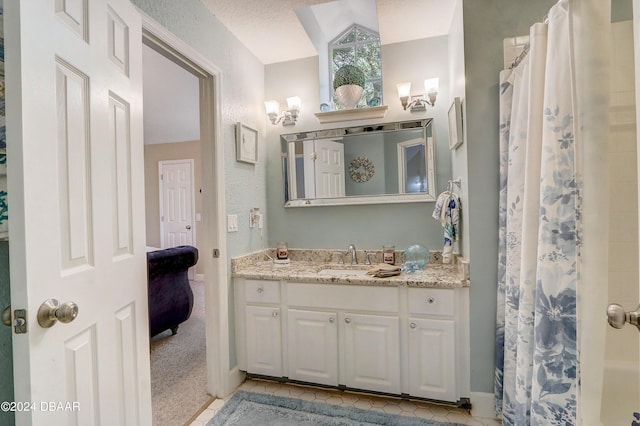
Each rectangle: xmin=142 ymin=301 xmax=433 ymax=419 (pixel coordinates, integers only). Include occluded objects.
xmin=200 ymin=0 xmax=457 ymax=64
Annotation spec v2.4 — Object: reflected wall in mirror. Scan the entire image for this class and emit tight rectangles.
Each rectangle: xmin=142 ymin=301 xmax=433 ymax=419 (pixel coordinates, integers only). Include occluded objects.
xmin=281 ymin=119 xmax=436 ymax=207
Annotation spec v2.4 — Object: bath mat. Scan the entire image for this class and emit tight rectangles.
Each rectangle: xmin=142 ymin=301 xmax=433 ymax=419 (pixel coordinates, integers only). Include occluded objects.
xmin=207 ymin=390 xmax=466 ymax=426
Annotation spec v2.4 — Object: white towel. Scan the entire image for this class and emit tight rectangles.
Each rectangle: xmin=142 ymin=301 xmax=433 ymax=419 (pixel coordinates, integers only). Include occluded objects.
xmin=432 ymin=191 xmax=461 ymax=264
xmin=432 ymin=191 xmax=450 ymax=225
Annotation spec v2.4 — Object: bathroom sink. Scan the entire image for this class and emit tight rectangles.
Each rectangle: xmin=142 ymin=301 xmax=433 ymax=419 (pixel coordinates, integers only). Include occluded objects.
xmin=317 ymin=268 xmax=369 ymax=277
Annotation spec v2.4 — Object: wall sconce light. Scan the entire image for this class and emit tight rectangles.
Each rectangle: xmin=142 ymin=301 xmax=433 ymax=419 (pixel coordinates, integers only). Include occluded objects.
xmin=396 ymin=78 xmax=439 ymax=112
xmin=264 ymin=96 xmax=301 ymax=126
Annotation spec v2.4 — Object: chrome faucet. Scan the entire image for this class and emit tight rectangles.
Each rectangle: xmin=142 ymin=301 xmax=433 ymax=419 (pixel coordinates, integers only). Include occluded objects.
xmin=347 ymin=244 xmax=357 ymax=265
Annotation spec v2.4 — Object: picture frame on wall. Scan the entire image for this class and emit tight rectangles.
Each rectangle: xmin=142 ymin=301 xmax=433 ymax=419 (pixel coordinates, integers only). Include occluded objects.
xmin=235 ymin=122 xmax=259 ymax=164
xmin=448 ymin=97 xmax=463 ymax=151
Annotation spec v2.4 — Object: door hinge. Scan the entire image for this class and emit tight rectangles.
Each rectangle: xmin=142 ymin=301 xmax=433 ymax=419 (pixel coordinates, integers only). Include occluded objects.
xmin=160 ymin=173 xmax=164 ymax=180
xmin=212 ymin=248 xmax=220 ymax=258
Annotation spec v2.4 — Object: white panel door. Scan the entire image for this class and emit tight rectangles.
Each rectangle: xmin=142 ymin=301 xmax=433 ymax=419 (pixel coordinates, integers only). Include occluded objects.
xmin=314 ymin=139 xmax=345 ymax=198
xmin=408 ymin=318 xmax=456 ymax=401
xmin=245 ymin=305 xmax=282 ymax=377
xmin=5 ymin=1 xmax=151 ymax=425
xmin=287 ymin=309 xmax=338 ymax=386
xmin=160 ymin=160 xmax=194 ymax=248
xmin=342 ymin=313 xmax=400 ymax=394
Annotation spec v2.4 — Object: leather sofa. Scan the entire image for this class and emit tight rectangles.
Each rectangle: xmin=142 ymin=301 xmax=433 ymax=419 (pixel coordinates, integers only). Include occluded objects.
xmin=147 ymin=245 xmax=198 ymax=337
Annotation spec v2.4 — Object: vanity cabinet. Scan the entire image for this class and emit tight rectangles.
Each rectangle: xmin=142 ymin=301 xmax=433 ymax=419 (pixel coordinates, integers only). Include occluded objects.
xmin=235 ymin=278 xmax=468 ymax=403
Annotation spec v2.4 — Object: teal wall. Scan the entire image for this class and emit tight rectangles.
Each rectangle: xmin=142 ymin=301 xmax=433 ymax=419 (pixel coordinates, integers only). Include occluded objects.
xmin=613 ymin=0 xmax=632 ymax=22
xmin=0 ymin=242 xmax=13 ymax=426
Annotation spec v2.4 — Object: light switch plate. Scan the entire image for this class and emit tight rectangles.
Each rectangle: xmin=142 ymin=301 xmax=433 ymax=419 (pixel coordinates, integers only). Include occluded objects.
xmin=227 ymin=214 xmax=238 ymax=232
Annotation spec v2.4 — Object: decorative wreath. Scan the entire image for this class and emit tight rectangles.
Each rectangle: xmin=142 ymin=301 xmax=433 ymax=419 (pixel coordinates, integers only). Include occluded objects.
xmin=349 ymin=156 xmax=375 ymax=183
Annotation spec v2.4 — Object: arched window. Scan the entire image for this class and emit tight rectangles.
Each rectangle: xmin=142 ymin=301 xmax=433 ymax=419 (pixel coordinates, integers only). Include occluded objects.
xmin=330 ymin=25 xmax=382 ymax=109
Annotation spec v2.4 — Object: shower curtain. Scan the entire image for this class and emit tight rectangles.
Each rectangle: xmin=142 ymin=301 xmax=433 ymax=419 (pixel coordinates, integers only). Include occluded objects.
xmin=495 ymin=0 xmax=610 ymax=424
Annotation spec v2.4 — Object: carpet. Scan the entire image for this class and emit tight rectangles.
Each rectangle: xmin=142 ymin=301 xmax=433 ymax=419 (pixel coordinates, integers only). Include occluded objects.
xmin=151 ymin=280 xmax=209 ymax=426
xmin=208 ymin=391 xmax=466 ymax=426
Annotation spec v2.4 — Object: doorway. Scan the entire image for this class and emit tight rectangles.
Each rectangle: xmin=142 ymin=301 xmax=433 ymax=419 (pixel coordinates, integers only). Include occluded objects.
xmin=141 ymin=16 xmax=228 ymax=425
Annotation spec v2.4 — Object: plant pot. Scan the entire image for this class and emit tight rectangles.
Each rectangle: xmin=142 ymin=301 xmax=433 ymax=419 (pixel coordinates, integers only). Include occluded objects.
xmin=335 ymin=85 xmax=364 ymax=109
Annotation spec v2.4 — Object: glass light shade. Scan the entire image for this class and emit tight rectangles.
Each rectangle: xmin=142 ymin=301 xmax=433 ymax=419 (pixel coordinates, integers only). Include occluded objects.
xmin=286 ymin=96 xmax=301 ymax=111
xmin=396 ymin=82 xmax=411 ymax=98
xmin=264 ymin=100 xmax=280 ymax=115
xmin=424 ymin=78 xmax=439 ymax=94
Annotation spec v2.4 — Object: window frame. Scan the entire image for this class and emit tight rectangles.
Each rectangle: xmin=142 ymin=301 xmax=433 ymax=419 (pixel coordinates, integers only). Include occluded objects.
xmin=329 ymin=24 xmax=383 ymax=109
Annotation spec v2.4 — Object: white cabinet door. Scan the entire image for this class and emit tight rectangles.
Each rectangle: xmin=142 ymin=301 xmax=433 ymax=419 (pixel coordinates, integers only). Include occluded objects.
xmin=343 ymin=313 xmax=400 ymax=394
xmin=245 ymin=305 xmax=282 ymax=377
xmin=287 ymin=309 xmax=339 ymax=386
xmin=408 ymin=317 xmax=456 ymax=401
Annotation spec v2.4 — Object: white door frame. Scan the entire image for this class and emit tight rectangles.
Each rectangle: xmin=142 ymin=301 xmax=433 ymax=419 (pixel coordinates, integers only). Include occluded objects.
xmin=158 ymin=159 xmax=196 ymax=250
xmin=140 ymin=13 xmax=238 ymax=397
xmin=397 ymin=138 xmax=424 ymax=194
xmin=633 ymin=0 xmax=640 ymax=412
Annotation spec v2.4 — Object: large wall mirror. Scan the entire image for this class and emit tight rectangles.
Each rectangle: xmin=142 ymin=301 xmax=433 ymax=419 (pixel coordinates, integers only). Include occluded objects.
xmin=281 ymin=119 xmax=436 ymax=207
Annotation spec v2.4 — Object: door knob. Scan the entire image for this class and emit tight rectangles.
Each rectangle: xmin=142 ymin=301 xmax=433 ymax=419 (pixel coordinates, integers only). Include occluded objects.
xmin=607 ymin=303 xmax=640 ymax=331
xmin=37 ymin=299 xmax=79 ymax=328
xmin=186 ymin=225 xmax=192 ymax=230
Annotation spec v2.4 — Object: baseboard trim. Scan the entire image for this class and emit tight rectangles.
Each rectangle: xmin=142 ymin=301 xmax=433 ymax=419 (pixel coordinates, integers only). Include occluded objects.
xmin=470 ymin=392 xmax=498 ymax=420
xmin=194 ymin=273 xmax=205 ymax=281
xmin=225 ymin=367 xmax=245 ymax=397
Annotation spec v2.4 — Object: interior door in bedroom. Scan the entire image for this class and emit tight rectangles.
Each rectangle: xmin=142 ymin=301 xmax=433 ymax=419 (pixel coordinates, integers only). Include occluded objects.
xmin=5 ymin=0 xmax=152 ymax=424
xmin=160 ymin=159 xmax=195 ymax=249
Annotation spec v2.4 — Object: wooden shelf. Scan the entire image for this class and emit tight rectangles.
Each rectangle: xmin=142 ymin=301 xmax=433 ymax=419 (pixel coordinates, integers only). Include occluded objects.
xmin=314 ymin=105 xmax=388 ymax=124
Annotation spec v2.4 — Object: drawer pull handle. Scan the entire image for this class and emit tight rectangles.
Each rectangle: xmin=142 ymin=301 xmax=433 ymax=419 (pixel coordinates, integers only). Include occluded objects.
xmin=427 ymin=297 xmax=435 ymax=304
xmin=345 ymin=318 xmax=351 ymax=324
xmin=329 ymin=317 xmax=335 ymax=323
xmin=272 ymin=311 xmax=279 ymax=317
xmin=257 ymin=287 xmax=264 ymax=293
xmin=410 ymin=322 xmax=417 ymax=329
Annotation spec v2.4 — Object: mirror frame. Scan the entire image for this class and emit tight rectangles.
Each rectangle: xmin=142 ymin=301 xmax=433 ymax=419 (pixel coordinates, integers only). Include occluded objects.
xmin=281 ymin=119 xmax=436 ymax=207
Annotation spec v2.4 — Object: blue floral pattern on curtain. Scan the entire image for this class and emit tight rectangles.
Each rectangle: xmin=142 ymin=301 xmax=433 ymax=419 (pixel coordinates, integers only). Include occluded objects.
xmin=495 ymin=1 xmax=579 ymax=424
xmin=0 ymin=8 xmax=6 ymax=241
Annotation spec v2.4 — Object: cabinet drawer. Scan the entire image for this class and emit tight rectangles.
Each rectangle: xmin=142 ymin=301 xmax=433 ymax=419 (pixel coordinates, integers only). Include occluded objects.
xmin=245 ymin=280 xmax=280 ymax=304
xmin=287 ymin=283 xmax=399 ymax=312
xmin=408 ymin=288 xmax=455 ymax=316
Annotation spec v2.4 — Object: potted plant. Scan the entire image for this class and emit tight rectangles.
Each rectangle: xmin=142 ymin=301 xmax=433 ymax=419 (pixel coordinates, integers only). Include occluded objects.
xmin=333 ymin=64 xmax=365 ymax=109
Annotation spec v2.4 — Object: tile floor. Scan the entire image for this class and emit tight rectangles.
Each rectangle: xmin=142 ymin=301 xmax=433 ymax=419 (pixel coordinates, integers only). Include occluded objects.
xmin=190 ymin=378 xmax=502 ymax=425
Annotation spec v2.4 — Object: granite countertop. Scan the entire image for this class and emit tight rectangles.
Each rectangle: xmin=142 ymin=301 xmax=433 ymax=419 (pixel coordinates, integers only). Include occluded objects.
xmin=231 ymin=249 xmax=469 ymax=289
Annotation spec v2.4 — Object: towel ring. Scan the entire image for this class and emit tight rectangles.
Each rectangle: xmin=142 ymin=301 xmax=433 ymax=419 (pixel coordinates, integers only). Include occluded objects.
xmin=447 ymin=177 xmax=462 ymax=193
